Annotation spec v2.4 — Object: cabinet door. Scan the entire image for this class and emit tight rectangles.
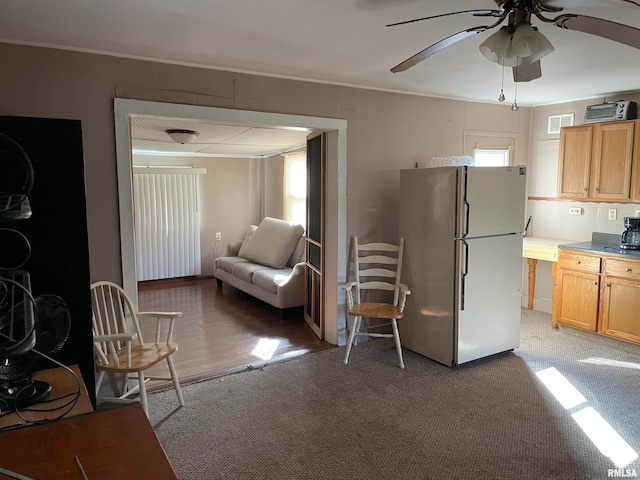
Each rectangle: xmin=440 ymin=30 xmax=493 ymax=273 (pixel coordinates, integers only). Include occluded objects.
xmin=590 ymin=121 xmax=634 ymax=200
xmin=600 ymin=276 xmax=640 ymax=344
xmin=557 ymin=125 xmax=593 ymax=199
xmin=554 ymin=269 xmax=599 ymax=331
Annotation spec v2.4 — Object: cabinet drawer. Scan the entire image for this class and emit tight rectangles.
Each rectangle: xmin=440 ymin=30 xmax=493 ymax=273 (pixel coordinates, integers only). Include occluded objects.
xmin=558 ymin=251 xmax=601 ymax=273
xmin=604 ymin=258 xmax=640 ymax=281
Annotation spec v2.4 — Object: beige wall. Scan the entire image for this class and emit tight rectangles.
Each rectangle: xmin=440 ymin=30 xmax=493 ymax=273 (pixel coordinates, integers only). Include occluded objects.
xmin=527 ymin=92 xmax=640 ymax=312
xmin=0 ymin=42 xmax=533 ymax=289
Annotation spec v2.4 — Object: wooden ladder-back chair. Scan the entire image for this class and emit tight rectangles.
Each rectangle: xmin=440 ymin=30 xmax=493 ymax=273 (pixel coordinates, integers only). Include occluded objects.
xmin=90 ymin=281 xmax=185 ymax=416
xmin=343 ymin=237 xmax=411 ymax=368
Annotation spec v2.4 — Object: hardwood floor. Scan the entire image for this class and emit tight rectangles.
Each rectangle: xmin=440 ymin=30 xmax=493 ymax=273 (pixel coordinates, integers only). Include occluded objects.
xmin=137 ymin=277 xmax=334 ymax=390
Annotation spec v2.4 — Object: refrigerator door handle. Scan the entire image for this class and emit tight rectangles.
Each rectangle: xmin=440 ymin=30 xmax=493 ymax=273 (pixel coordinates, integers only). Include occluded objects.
xmin=462 ymin=167 xmax=470 ymax=238
xmin=460 ymin=239 xmax=469 ymax=311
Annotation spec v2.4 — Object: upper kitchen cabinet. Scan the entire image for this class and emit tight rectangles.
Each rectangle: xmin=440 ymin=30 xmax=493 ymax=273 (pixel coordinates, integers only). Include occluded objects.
xmin=557 ymin=125 xmax=592 ymax=199
xmin=557 ymin=121 xmax=635 ymax=201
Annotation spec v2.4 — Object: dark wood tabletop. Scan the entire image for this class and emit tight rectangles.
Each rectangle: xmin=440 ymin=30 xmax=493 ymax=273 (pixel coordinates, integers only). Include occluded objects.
xmin=0 ymin=365 xmax=94 ymax=430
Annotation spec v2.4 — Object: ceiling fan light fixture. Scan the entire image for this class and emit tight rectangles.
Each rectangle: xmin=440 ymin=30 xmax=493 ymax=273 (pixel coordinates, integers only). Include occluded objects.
xmin=480 ymin=28 xmax=521 ymax=67
xmin=528 ymin=30 xmax=555 ymax=63
xmin=511 ymin=24 xmax=540 ymax=58
xmin=479 ymin=28 xmax=511 ymax=63
xmin=497 ymin=41 xmax=522 ymax=68
xmin=165 ymin=129 xmax=199 ymax=144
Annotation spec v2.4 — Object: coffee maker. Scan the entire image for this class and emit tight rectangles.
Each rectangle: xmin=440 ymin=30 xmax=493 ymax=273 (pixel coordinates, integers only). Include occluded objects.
xmin=620 ymin=217 xmax=640 ymax=250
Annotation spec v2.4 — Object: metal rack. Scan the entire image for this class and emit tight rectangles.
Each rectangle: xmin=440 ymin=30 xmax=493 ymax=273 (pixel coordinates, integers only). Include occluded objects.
xmin=0 ymin=193 xmax=31 ymax=222
xmin=0 ymin=270 xmax=36 ymax=356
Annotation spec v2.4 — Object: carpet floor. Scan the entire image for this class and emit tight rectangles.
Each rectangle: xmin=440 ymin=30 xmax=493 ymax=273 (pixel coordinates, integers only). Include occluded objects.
xmin=149 ymin=309 xmax=640 ymax=480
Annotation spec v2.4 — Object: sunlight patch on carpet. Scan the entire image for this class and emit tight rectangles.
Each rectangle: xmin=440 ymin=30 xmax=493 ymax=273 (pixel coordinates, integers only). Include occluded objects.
xmin=579 ymin=357 xmax=640 ymax=370
xmin=536 ymin=367 xmax=586 ymax=409
xmin=537 ymin=367 xmax=638 ymax=468
xmin=572 ymin=408 xmax=638 ymax=468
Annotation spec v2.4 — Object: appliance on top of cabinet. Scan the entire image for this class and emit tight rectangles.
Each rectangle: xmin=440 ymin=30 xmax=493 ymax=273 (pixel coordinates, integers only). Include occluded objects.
xmin=620 ymin=217 xmax=640 ymax=250
xmin=583 ymin=101 xmax=637 ymax=124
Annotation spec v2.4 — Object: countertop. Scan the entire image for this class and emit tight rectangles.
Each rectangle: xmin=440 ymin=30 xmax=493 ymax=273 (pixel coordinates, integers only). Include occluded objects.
xmin=558 ymin=232 xmax=640 ymax=259
xmin=523 ymin=237 xmax=572 ymax=262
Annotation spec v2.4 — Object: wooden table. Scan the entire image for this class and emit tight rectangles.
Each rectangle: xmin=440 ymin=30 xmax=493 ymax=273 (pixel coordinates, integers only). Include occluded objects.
xmin=0 ymin=365 xmax=93 ymax=430
xmin=522 ymin=237 xmax=571 ymax=310
xmin=0 ymin=403 xmax=177 ymax=479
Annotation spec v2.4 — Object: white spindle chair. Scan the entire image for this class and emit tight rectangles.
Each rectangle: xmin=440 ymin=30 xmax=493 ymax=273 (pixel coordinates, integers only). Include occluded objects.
xmin=343 ymin=237 xmax=411 ymax=368
xmin=90 ymin=281 xmax=184 ymax=416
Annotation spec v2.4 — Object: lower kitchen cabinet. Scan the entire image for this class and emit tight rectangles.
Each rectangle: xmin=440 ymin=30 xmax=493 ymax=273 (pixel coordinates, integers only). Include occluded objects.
xmin=554 ymin=250 xmax=640 ymax=345
xmin=554 ymin=251 xmax=600 ymax=332
xmin=599 ymin=258 xmax=640 ymax=344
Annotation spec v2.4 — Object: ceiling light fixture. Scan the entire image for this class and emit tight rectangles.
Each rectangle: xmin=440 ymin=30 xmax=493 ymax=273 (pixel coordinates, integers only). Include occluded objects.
xmin=479 ymin=23 xmax=554 ymax=68
xmin=165 ymin=129 xmax=199 ymax=144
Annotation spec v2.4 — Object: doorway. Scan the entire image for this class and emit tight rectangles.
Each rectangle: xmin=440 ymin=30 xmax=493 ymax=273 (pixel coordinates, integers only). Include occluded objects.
xmin=114 ymin=99 xmax=348 ymax=346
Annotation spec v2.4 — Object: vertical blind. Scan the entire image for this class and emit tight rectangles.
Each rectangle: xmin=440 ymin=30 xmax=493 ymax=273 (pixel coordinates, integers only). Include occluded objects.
xmin=133 ymin=173 xmax=201 ymax=281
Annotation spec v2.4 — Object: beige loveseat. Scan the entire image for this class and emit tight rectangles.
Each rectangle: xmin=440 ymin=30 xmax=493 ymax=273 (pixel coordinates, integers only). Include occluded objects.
xmin=214 ymin=217 xmax=305 ymax=311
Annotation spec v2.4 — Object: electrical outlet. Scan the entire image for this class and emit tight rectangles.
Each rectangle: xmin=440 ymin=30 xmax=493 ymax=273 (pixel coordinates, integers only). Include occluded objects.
xmin=216 ymin=232 xmax=222 ymax=241
xmin=608 ymin=208 xmax=617 ymax=221
xmin=636 ymin=210 xmax=640 ymax=217
xmin=569 ymin=207 xmax=582 ymax=216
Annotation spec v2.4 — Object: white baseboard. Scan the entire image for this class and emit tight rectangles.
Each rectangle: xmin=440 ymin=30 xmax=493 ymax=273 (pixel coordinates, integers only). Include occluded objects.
xmin=521 ymin=297 xmax=552 ymax=314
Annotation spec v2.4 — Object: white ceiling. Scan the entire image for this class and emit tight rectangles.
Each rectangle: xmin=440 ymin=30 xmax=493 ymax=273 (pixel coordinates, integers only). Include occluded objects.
xmin=2 ymin=0 xmax=640 ymax=154
xmin=131 ymin=116 xmax=310 ymax=157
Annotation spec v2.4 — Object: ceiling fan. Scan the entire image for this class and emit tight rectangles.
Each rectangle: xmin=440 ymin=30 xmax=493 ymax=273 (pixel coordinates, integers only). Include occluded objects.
xmin=388 ymin=0 xmax=640 ymax=83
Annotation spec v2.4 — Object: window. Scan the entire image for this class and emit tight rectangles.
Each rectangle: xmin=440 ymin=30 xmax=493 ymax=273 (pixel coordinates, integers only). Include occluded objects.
xmin=464 ymin=132 xmax=517 ymax=166
xmin=283 ymin=151 xmax=307 ymax=227
xmin=473 ymin=148 xmax=510 ymax=167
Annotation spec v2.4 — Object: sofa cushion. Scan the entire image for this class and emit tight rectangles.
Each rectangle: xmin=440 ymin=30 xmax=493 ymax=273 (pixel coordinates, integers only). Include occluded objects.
xmin=286 ymin=234 xmax=305 ymax=268
xmin=216 ymin=256 xmax=249 ymax=274
xmin=239 ymin=217 xmax=304 ymax=269
xmin=253 ymin=269 xmax=294 ymax=294
xmin=237 ymin=225 xmax=258 ymax=258
xmin=231 ymin=262 xmax=270 ymax=283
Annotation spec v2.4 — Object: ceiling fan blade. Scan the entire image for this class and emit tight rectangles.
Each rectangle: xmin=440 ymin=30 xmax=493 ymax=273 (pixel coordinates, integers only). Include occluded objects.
xmin=512 ymin=59 xmax=542 ymax=83
xmin=535 ymin=1 xmax=564 ymax=12
xmin=387 ymin=9 xmax=502 ymax=27
xmin=391 ymin=27 xmax=489 ymax=73
xmin=553 ymin=14 xmax=640 ymax=49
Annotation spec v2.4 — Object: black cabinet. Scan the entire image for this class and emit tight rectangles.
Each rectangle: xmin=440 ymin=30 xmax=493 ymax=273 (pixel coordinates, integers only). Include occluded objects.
xmin=0 ymin=116 xmax=94 ymax=407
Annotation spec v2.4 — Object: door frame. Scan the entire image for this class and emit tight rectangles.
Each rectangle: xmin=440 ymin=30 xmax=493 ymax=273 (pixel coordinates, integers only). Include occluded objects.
xmin=114 ymin=99 xmax=348 ymax=345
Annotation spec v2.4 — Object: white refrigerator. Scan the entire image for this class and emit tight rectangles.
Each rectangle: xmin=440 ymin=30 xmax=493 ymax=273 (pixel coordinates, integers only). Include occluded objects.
xmin=399 ymin=166 xmax=526 ymax=366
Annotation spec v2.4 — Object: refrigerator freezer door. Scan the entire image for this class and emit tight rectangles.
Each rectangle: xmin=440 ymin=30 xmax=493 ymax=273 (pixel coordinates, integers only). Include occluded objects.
xmin=461 ymin=166 xmax=527 ymax=238
xmin=456 ymin=233 xmax=522 ymax=364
